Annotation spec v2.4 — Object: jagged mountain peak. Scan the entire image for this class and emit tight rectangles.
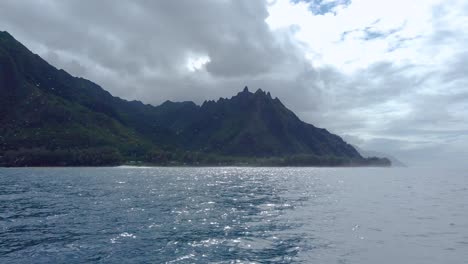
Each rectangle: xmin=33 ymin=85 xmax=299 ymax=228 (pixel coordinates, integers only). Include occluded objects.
xmin=254 ymin=88 xmax=265 ymax=95
xmin=233 ymin=87 xmax=276 ymax=102
xmin=0 ymin=31 xmax=13 ymax=39
xmin=237 ymin=86 xmax=268 ymax=96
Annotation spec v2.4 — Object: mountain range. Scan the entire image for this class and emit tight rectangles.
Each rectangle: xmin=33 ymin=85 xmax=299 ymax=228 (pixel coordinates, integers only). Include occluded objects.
xmin=0 ymin=31 xmax=390 ymax=167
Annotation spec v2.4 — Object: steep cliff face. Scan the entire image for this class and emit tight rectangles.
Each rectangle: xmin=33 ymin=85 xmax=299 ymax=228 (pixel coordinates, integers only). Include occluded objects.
xmin=0 ymin=31 xmax=151 ymax=161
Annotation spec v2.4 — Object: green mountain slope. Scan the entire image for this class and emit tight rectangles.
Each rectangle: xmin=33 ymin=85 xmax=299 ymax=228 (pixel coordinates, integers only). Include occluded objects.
xmin=0 ymin=31 xmax=390 ymax=167
xmin=0 ymin=32 xmax=152 ymax=165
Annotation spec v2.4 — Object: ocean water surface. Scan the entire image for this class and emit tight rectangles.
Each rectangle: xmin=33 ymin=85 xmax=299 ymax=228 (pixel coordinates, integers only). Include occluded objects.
xmin=0 ymin=167 xmax=467 ymax=263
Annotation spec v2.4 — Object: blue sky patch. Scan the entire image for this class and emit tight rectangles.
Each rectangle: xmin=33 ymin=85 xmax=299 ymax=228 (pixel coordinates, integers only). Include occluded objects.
xmin=291 ymin=0 xmax=352 ymax=15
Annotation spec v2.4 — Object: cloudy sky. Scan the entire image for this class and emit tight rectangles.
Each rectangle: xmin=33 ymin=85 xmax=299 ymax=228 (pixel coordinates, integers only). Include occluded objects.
xmin=1 ymin=0 xmax=467 ymax=167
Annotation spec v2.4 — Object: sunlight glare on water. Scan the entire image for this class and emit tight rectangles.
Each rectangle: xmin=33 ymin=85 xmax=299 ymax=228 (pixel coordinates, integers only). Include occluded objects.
xmin=0 ymin=167 xmax=467 ymax=263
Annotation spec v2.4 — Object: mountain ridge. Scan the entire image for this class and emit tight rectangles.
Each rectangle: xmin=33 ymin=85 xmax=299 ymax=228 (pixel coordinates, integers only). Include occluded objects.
xmin=0 ymin=31 xmax=390 ymax=167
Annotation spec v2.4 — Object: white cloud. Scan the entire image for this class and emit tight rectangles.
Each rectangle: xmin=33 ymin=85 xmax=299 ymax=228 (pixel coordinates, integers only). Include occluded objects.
xmin=266 ymin=0 xmax=468 ymax=166
xmin=266 ymin=0 xmax=460 ymax=72
xmin=185 ymin=55 xmax=211 ymax=72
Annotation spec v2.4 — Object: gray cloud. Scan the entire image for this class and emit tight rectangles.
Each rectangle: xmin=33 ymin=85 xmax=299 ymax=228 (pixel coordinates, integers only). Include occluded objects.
xmin=0 ymin=0 xmax=304 ymax=100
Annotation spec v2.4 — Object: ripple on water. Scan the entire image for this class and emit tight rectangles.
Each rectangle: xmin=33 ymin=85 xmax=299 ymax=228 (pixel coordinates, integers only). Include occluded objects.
xmin=0 ymin=167 xmax=467 ymax=263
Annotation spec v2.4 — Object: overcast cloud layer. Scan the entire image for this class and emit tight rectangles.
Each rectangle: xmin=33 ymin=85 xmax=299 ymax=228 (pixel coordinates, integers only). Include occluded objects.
xmin=1 ymin=0 xmax=467 ymax=167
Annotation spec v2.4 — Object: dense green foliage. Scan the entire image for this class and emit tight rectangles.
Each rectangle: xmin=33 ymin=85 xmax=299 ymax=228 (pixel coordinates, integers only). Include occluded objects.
xmin=0 ymin=147 xmax=123 ymax=167
xmin=0 ymin=31 xmax=390 ymax=167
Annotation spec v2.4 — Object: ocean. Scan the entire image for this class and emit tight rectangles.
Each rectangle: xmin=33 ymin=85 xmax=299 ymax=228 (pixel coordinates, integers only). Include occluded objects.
xmin=1 ymin=167 xmax=467 ymax=263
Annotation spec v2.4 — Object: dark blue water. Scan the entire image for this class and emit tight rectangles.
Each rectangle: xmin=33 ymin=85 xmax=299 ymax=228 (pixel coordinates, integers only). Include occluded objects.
xmin=1 ymin=167 xmax=467 ymax=263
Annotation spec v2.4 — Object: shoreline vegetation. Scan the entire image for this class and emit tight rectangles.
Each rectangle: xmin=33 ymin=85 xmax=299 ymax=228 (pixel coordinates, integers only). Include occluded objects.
xmin=0 ymin=147 xmax=391 ymax=167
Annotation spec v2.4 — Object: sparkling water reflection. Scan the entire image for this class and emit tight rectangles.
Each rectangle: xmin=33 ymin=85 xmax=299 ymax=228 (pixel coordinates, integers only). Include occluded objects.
xmin=0 ymin=167 xmax=467 ymax=263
